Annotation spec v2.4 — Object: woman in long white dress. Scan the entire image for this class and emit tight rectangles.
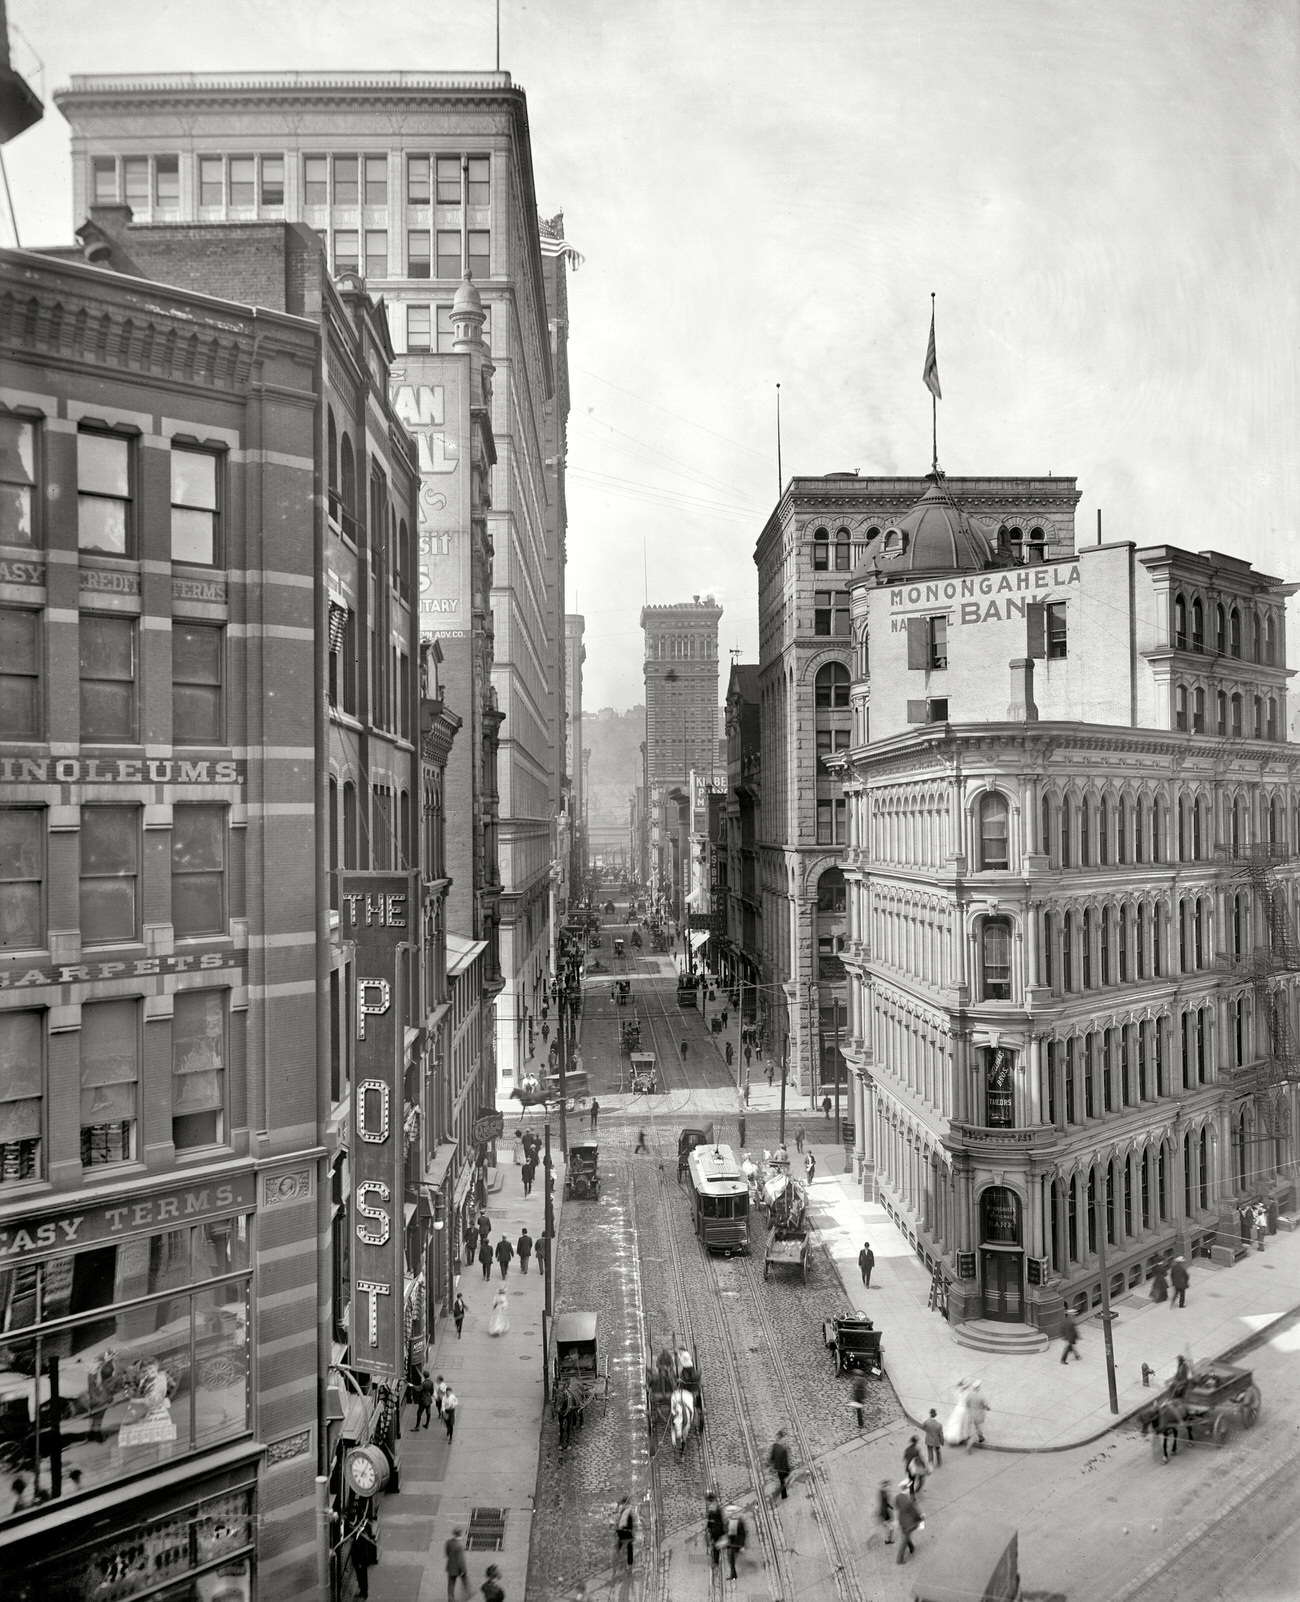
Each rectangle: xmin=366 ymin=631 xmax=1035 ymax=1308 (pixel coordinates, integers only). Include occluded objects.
xmin=488 ymin=1288 xmax=510 ymax=1337
xmin=944 ymin=1378 xmax=972 ymax=1446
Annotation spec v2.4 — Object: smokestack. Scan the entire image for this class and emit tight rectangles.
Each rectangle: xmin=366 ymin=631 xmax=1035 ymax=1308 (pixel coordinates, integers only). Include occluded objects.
xmin=1008 ymin=658 xmax=1039 ymax=723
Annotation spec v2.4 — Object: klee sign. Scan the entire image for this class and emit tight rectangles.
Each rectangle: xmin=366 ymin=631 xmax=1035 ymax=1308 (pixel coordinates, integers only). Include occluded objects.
xmin=342 ymin=872 xmax=416 ymax=1379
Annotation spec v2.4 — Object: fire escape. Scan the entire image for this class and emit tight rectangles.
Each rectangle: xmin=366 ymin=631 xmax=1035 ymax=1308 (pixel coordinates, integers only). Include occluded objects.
xmin=1220 ymin=843 xmax=1300 ymax=1141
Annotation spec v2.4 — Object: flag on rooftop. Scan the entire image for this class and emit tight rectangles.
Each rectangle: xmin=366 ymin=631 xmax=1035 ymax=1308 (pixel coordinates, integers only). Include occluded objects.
xmin=923 ymin=305 xmax=942 ymax=400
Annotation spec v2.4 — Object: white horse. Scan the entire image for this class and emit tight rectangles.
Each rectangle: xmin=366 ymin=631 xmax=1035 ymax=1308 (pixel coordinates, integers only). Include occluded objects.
xmin=669 ymin=1384 xmax=696 ymax=1457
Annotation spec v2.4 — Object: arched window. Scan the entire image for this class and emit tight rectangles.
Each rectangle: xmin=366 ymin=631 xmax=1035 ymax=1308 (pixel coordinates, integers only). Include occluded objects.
xmin=1193 ymin=795 xmax=1205 ymax=859
xmin=1098 ymin=797 xmax=1109 ymax=865
xmin=815 ymin=662 xmax=850 ymax=708
xmin=1118 ymin=905 xmax=1130 ymax=981
xmin=979 ymin=791 xmax=1009 ymax=870
xmin=1028 ymin=527 xmax=1046 ymax=563
xmin=1080 ymin=797 xmax=1091 ymax=866
xmin=1082 ymin=909 xmax=1093 ymax=988
xmin=982 ymin=918 xmax=1012 ymax=1000
xmin=1253 ymin=695 xmax=1264 ymax=740
xmin=399 ymin=790 xmax=411 ymax=869
xmin=1230 ymin=693 xmax=1243 ymax=736
xmin=1060 ymin=797 xmax=1072 ymax=868
xmin=340 ymin=433 xmax=356 ymax=522
xmin=1194 ymin=896 xmax=1205 ymax=969
xmin=1174 ymin=684 xmax=1188 ymax=731
xmin=1041 ymin=792 xmax=1052 ymax=860
xmin=1230 ymin=607 xmax=1241 ymax=657
xmin=1252 ymin=611 xmax=1262 ymax=663
xmin=1192 ymin=687 xmax=1205 ymax=733
xmin=1173 ymin=594 xmax=1187 ymax=650
xmin=1269 ymin=795 xmax=1283 ymax=847
xmin=1215 ymin=603 xmax=1226 ymax=655
xmin=327 ymin=409 xmax=339 ymax=500
xmin=1216 ymin=690 xmax=1228 ymax=735
xmin=816 ymin=866 xmax=846 ymax=913
xmin=1267 ymin=698 xmax=1278 ymax=742
xmin=1100 ymin=906 xmax=1112 ymax=984
xmin=1061 ymin=910 xmax=1073 ymax=990
xmin=343 ymin=780 xmax=358 ymax=869
xmin=1116 ymin=798 xmax=1127 ymax=863
xmin=1191 ymin=598 xmax=1204 ymax=652
xmin=834 ymin=527 xmax=852 ymax=572
xmin=1150 ymin=798 xmax=1162 ymax=863
xmin=1265 ymin=613 xmax=1277 ymax=665
xmin=812 ymin=527 xmax=830 ymax=570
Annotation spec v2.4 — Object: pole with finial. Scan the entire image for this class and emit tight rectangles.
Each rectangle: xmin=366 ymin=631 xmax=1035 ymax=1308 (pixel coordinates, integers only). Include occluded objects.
xmin=775 ymin=383 xmax=783 ymax=500
xmin=923 ymin=291 xmax=942 ymax=475
xmin=495 ymin=0 xmax=501 ymax=70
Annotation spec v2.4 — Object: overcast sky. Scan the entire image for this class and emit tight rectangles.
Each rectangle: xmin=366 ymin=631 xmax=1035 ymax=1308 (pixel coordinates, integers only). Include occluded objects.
xmin=7 ymin=0 xmax=1298 ymax=712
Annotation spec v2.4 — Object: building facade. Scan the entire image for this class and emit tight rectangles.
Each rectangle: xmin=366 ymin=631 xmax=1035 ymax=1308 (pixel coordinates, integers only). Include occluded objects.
xmin=53 ymin=68 xmax=570 ymax=1095
xmin=718 ymin=663 xmax=762 ymax=1026
xmin=838 ymin=472 xmax=1299 ymax=1332
xmin=563 ymin=613 xmax=586 ymax=907
xmin=755 ymin=474 xmax=1079 ymax=1098
xmin=641 ymin=597 xmax=723 ymax=914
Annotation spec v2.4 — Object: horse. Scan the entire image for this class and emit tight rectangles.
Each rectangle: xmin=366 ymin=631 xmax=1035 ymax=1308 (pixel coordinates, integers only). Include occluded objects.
xmin=669 ymin=1384 xmax=696 ymax=1457
xmin=557 ymin=1376 xmax=589 ymax=1449
xmin=1138 ymin=1395 xmax=1192 ymax=1462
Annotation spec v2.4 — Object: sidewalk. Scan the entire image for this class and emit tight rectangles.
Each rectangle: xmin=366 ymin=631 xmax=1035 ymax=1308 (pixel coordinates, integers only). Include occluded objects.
xmin=364 ymin=1156 xmax=558 ymax=1602
xmin=800 ymin=1135 xmax=1300 ymax=1449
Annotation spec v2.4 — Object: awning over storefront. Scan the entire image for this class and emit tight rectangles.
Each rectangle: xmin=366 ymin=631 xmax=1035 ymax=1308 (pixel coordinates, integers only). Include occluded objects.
xmin=425 ymin=1141 xmax=457 ymax=1192
xmin=688 ymin=931 xmax=709 ymax=951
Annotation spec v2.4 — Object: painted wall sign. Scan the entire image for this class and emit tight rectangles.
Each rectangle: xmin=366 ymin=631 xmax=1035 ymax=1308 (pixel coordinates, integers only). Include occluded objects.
xmin=342 ymin=871 xmax=416 ymax=1379
xmin=0 ymin=943 xmax=248 ymax=991
xmin=0 ymin=1169 xmax=256 ymax=1262
xmin=886 ymin=563 xmax=1082 ymax=628
xmin=0 ymin=756 xmax=245 ymax=785
xmin=390 ymin=360 xmax=471 ymax=639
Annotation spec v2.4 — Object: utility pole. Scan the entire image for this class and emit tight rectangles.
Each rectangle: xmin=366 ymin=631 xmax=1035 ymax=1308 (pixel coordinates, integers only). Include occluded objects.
xmin=779 ymin=1036 xmax=788 ymax=1145
xmin=542 ymin=1122 xmax=555 ymax=1399
xmin=834 ymin=996 xmax=842 ymax=1146
xmin=1094 ymin=1169 xmax=1120 ymax=1414
xmin=557 ymin=958 xmax=569 ymax=1158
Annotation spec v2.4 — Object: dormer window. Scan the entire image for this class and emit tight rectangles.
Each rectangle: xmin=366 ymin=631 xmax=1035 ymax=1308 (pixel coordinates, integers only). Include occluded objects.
xmin=880 ymin=527 xmax=906 ymax=558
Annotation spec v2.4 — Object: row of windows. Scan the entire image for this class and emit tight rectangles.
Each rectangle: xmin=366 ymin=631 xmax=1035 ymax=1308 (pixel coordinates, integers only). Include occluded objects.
xmin=325 ymin=228 xmax=490 ymax=281
xmin=0 ymin=416 xmax=222 ymax=564
xmin=0 ymin=992 xmax=231 ymax=1183
xmin=1 ymin=611 xmax=223 ymax=744
xmin=0 ymin=804 xmax=230 ymax=953
xmin=810 ymin=523 xmax=1053 ymax=574
xmin=650 ymin=633 xmax=716 ymax=660
xmin=1171 ymin=592 xmax=1280 ymax=664
xmin=407 ymin=301 xmax=492 ymax=352
xmin=1173 ymin=683 xmax=1282 ymax=741
xmin=91 ymin=151 xmax=491 ymax=213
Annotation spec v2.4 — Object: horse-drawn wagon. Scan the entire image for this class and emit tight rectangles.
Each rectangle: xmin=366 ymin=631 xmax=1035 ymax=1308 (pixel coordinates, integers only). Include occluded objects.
xmin=1138 ymin=1360 xmax=1261 ymax=1460
xmin=764 ymin=1220 xmax=812 ymax=1281
xmin=645 ymin=1330 xmax=703 ymax=1456
xmin=551 ymin=1311 xmax=609 ymax=1448
xmin=620 ymin=1013 xmax=642 ymax=1053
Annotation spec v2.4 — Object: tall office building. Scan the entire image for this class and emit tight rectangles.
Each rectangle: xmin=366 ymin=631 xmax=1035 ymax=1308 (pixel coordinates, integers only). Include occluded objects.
xmin=839 ymin=472 xmax=1298 ymax=1332
xmin=563 ymin=613 xmax=587 ymax=905
xmin=55 ymin=69 xmax=571 ymax=1088
xmin=641 ymin=597 xmax=722 ymax=913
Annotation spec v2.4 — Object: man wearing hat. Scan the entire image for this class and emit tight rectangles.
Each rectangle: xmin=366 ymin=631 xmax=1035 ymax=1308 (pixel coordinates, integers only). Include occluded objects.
xmin=480 ymin=1562 xmax=504 ymax=1602
xmin=444 ymin=1528 xmax=469 ymax=1601
xmin=1170 ymin=1255 xmax=1190 ymax=1309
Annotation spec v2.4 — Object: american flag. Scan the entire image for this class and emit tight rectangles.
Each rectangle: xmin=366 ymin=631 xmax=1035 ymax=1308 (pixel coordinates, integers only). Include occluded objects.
xmin=923 ymin=307 xmax=942 ymax=400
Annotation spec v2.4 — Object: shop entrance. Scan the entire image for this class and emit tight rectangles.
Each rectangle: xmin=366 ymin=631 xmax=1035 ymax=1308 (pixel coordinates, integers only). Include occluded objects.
xmin=980 ymin=1248 xmax=1023 ymax=1320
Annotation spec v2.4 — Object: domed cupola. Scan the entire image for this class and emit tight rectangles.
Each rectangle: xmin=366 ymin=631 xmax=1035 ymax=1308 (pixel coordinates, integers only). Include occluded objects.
xmin=863 ymin=474 xmax=999 ymax=578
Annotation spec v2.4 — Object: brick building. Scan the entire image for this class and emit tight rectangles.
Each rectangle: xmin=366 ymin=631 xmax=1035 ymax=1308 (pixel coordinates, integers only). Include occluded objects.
xmin=837 ymin=472 xmax=1299 ymax=1331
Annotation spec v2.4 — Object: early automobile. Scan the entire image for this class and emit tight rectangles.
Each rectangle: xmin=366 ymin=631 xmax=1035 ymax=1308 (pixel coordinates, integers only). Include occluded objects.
xmin=565 ymin=1142 xmax=600 ymax=1201
xmin=613 ymin=937 xmax=626 ymax=959
xmin=630 ymin=1052 xmax=658 ymax=1094
xmin=822 ymin=1311 xmax=883 ymax=1377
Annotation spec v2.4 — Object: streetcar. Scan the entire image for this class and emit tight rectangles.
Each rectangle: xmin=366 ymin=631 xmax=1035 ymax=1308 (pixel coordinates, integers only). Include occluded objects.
xmin=685 ymin=1141 xmax=750 ymax=1255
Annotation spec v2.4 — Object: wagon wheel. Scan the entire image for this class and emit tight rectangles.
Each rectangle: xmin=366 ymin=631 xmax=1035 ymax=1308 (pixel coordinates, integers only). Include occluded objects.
xmin=763 ymin=1258 xmax=770 ymax=1281
xmin=1239 ymin=1385 xmax=1261 ymax=1428
xmin=834 ymin=1348 xmax=844 ymax=1377
xmin=801 ymin=1254 xmax=808 ymax=1284
xmin=1211 ymin=1412 xmax=1232 ymax=1447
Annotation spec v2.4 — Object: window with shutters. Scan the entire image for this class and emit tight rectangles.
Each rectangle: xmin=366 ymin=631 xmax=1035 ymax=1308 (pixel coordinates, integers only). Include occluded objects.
xmin=80 ymin=806 xmax=139 ymax=945
xmin=1046 ymin=603 xmax=1067 ymax=658
xmin=0 ymin=1008 xmax=42 ymax=1183
xmin=172 ymin=805 xmax=226 ymax=938
xmin=80 ymin=997 xmax=138 ymax=1165
xmin=0 ymin=809 xmax=44 ymax=952
xmin=79 ymin=615 xmax=136 ymax=742
xmin=906 ymin=614 xmax=947 ymax=669
xmin=172 ymin=989 xmax=226 ymax=1150
xmin=0 ymin=607 xmax=41 ymax=738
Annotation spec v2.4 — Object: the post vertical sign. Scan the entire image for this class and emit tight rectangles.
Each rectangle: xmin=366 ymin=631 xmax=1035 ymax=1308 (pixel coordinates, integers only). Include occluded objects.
xmin=342 ymin=872 xmax=415 ymax=1379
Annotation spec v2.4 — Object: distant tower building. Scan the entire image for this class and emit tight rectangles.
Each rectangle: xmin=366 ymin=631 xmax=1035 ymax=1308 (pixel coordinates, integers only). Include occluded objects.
xmin=641 ymin=597 xmax=723 ymax=913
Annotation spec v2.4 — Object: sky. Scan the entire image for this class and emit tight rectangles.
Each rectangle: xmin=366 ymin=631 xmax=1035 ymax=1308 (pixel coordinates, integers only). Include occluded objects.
xmin=6 ymin=0 xmax=1298 ymax=713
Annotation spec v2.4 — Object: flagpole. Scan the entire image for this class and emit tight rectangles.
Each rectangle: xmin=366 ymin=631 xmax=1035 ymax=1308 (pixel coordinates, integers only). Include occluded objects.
xmin=930 ymin=291 xmax=937 ymax=474
xmin=776 ymin=382 xmax=783 ymax=499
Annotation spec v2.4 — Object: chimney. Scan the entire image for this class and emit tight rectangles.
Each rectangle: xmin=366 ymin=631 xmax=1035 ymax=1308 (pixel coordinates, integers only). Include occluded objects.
xmin=1008 ymin=658 xmax=1039 ymax=723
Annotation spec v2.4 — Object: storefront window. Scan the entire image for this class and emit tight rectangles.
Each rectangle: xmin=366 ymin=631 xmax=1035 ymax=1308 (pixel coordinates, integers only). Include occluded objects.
xmin=0 ymin=1218 xmax=251 ymax=1521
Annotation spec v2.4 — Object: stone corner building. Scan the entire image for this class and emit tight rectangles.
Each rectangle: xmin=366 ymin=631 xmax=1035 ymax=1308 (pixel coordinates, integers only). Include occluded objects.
xmin=838 ymin=471 xmax=1299 ymax=1332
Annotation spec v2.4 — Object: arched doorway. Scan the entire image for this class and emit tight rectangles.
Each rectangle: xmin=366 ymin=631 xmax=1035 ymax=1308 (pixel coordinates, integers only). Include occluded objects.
xmin=979 ymin=1185 xmax=1024 ymax=1321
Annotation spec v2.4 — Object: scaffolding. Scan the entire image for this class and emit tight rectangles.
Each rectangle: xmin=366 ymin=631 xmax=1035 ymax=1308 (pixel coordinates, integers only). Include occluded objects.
xmin=1219 ymin=843 xmax=1300 ymax=1140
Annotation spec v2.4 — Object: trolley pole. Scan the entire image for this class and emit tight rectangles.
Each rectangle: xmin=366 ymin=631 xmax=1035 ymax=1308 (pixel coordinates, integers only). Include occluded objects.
xmin=542 ymin=1121 xmax=555 ymax=1400
xmin=1095 ymin=1170 xmax=1120 ymax=1414
xmin=779 ymin=1041 xmax=788 ymax=1146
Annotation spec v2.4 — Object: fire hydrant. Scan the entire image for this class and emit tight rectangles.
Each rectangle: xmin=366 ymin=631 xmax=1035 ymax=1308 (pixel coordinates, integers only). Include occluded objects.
xmin=1141 ymin=1362 xmax=1155 ymax=1387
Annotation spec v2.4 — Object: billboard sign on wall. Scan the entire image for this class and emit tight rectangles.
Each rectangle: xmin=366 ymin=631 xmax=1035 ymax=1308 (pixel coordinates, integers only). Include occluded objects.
xmin=390 ymin=358 xmax=471 ymax=639
xmin=342 ymin=872 xmax=416 ymax=1378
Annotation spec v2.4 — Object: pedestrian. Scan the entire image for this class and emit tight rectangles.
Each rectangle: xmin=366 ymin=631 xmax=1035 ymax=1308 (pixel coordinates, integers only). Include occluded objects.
xmin=904 ymin=1434 xmax=926 ymax=1494
xmin=1149 ymin=1261 xmax=1169 ymax=1304
xmin=590 ymin=1099 xmax=599 ymax=1131
xmin=452 ymin=1291 xmax=467 ymax=1338
xmin=967 ymin=1380 xmax=989 ymax=1450
xmin=489 ymin=1288 xmax=509 ymax=1336
xmin=945 ymin=1378 xmax=973 ymax=1446
xmin=516 ymin=1227 xmax=533 ymax=1273
xmin=743 ymin=1075 xmax=751 ymax=1106
xmin=922 ymin=1409 xmax=944 ymax=1468
xmin=721 ymin=1505 xmax=747 ymax=1579
xmin=738 ymin=1114 xmax=747 ymax=1148
xmin=766 ymin=1061 xmax=774 ymax=1088
xmin=478 ymin=1237 xmax=493 ymax=1280
xmin=858 ymin=1240 xmax=875 ymax=1287
xmin=434 ymin=1374 xmax=449 ymax=1420
xmin=1060 ymin=1311 xmax=1081 ymax=1363
xmin=821 ymin=1094 xmax=832 ymax=1120
xmin=445 ymin=1528 xmax=470 ymax=1602
xmin=414 ymin=1368 xmax=435 ymax=1430
xmin=477 ymin=1211 xmax=492 ymax=1246
xmin=805 ymin=1152 xmax=817 ymax=1184
xmin=894 ymin=1482 xmax=922 ymax=1565
xmin=744 ymin=1045 xmax=752 ymax=1070
xmin=521 ymin=1159 xmax=535 ymax=1198
xmin=442 ymin=1385 xmax=458 ymax=1442
xmin=494 ymin=1235 xmax=514 ymax=1279
xmin=767 ymin=1429 xmax=792 ymax=1500
xmin=480 ymin=1561 xmax=504 ymax=1602
xmin=1254 ymin=1204 xmax=1267 ymax=1252
xmin=634 ymin=1129 xmax=649 ymax=1155
xmin=680 ymin=1040 xmax=689 ymax=1062
xmin=851 ymin=1374 xmax=867 ymax=1429
xmin=705 ymin=1491 xmax=725 ymax=1568
xmin=541 ymin=1020 xmax=550 ymax=1043
xmin=876 ymin=1479 xmax=895 ymax=1546
xmin=1170 ymin=1255 xmax=1190 ymax=1309
xmin=795 ymin=1124 xmax=806 ymax=1154
xmin=350 ymin=1512 xmax=379 ymax=1600
xmin=614 ymin=1495 xmax=636 ymax=1568
xmin=725 ymin=1041 xmax=734 ymax=1067
xmin=1170 ymin=1353 xmax=1191 ymax=1400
